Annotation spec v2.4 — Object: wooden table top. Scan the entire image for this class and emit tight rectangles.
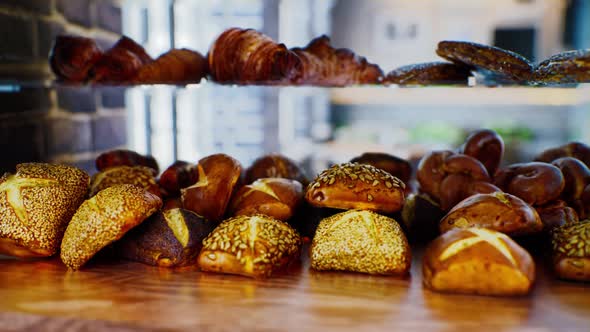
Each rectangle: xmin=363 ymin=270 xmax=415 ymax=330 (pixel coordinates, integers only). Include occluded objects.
xmin=0 ymin=246 xmax=588 ymax=332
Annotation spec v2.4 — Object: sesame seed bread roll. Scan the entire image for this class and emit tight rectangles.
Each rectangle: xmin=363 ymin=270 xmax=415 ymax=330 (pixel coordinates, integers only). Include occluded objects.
xmin=118 ymin=208 xmax=215 ymax=267
xmin=61 ymin=184 xmax=162 ymax=270
xmin=310 ymin=210 xmax=411 ymax=275
xmin=198 ymin=215 xmax=301 ymax=278
xmin=89 ymin=165 xmax=161 ymax=198
xmin=229 ymin=178 xmax=303 ymax=221
xmin=552 ymin=220 xmax=590 ymax=281
xmin=440 ymin=192 xmax=543 ymax=236
xmin=305 ymin=163 xmax=405 ymax=214
xmin=0 ymin=163 xmax=89 ymax=258
xmin=423 ymin=228 xmax=535 ymax=296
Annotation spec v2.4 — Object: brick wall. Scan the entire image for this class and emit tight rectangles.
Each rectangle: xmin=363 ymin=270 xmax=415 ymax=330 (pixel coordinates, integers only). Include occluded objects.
xmin=0 ymin=0 xmax=125 ymax=175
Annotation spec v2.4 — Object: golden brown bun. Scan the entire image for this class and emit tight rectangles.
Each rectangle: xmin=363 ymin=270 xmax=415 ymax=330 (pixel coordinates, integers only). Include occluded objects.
xmin=0 ymin=163 xmax=89 ymax=258
xmin=423 ymin=227 xmax=535 ymax=296
xmin=96 ymin=149 xmax=159 ymax=174
xmin=60 ymin=184 xmax=162 ymax=270
xmin=440 ymin=192 xmax=543 ymax=236
xmin=305 ymin=163 xmax=405 ymax=214
xmin=118 ymin=208 xmax=215 ymax=267
xmin=552 ymin=220 xmax=590 ymax=281
xmin=135 ymin=48 xmax=208 ymax=84
xmin=494 ymin=162 xmax=565 ymax=206
xmin=459 ymin=129 xmax=504 ymax=176
xmin=311 ymin=210 xmax=410 ymax=275
xmin=535 ymin=142 xmax=590 ymax=168
xmin=245 ymin=154 xmax=308 ymax=186
xmin=198 ymin=215 xmax=301 ymax=278
xmin=208 ymin=28 xmax=302 ymax=84
xmin=89 ymin=165 xmax=161 ymax=198
xmin=290 ymin=35 xmax=383 ymax=86
xmin=181 ymin=153 xmax=242 ymax=222
xmin=158 ymin=161 xmax=199 ymax=197
xmin=49 ymin=35 xmax=103 ymax=82
xmin=229 ymin=178 xmax=303 ymax=221
xmin=349 ymin=152 xmax=412 ymax=185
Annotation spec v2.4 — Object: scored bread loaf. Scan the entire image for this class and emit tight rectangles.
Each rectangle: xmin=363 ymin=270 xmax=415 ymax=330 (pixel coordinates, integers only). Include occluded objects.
xmin=229 ymin=178 xmax=303 ymax=221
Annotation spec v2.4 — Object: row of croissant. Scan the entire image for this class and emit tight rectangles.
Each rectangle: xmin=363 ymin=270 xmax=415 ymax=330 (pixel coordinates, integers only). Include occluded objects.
xmin=49 ymin=27 xmax=590 ymax=86
xmin=1 ymin=134 xmax=589 ymax=295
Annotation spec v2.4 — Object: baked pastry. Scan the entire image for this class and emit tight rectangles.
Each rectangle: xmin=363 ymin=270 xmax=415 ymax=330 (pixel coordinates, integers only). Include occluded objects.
xmin=417 ymin=150 xmax=495 ymax=210
xmin=494 ymin=162 xmax=565 ymax=206
xmin=458 ymin=129 xmax=505 ymax=176
xmin=423 ymin=227 xmax=535 ymax=296
xmin=384 ymin=62 xmax=471 ymax=85
xmin=436 ymin=41 xmax=533 ymax=82
xmin=49 ymin=35 xmax=103 ymax=82
xmin=135 ymin=48 xmax=208 ymax=84
xmin=90 ymin=36 xmax=153 ymax=83
xmin=552 ymin=220 xmax=590 ymax=281
xmin=159 ymin=161 xmax=199 ymax=196
xmin=198 ymin=214 xmax=301 ymax=278
xmin=229 ymin=178 xmax=303 ymax=221
xmin=290 ymin=35 xmax=383 ymax=86
xmin=535 ymin=200 xmax=579 ymax=231
xmin=535 ymin=142 xmax=590 ymax=168
xmin=208 ymin=28 xmax=302 ymax=84
xmin=440 ymin=192 xmax=543 ymax=236
xmin=245 ymin=154 xmax=308 ymax=185
xmin=401 ymin=193 xmax=445 ymax=243
xmin=118 ymin=208 xmax=215 ymax=267
xmin=551 ymin=157 xmax=590 ymax=219
xmin=349 ymin=152 xmax=412 ymax=184
xmin=60 ymin=184 xmax=162 ymax=270
xmin=534 ymin=50 xmax=590 ymax=84
xmin=181 ymin=154 xmax=242 ymax=222
xmin=310 ymin=210 xmax=411 ymax=275
xmin=305 ymin=163 xmax=405 ymax=214
xmin=96 ymin=149 xmax=159 ymax=174
xmin=89 ymin=165 xmax=161 ymax=198
xmin=0 ymin=163 xmax=89 ymax=258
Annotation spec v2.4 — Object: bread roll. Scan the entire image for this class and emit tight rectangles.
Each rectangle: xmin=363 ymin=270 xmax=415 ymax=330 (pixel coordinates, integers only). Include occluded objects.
xmin=198 ymin=215 xmax=301 ymax=278
xmin=229 ymin=178 xmax=303 ymax=221
xmin=494 ymin=162 xmax=565 ymax=206
xmin=305 ymin=163 xmax=405 ymax=214
xmin=423 ymin=227 xmax=535 ymax=296
xmin=552 ymin=220 xmax=590 ymax=281
xmin=245 ymin=154 xmax=308 ymax=186
xmin=0 ymin=163 xmax=89 ymax=258
xmin=90 ymin=165 xmax=161 ymax=198
xmin=310 ymin=210 xmax=411 ymax=275
xmin=60 ymin=184 xmax=162 ymax=270
xmin=96 ymin=149 xmax=159 ymax=173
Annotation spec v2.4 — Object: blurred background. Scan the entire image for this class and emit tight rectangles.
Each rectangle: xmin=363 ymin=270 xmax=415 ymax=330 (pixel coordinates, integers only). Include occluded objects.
xmin=0 ymin=0 xmax=589 ymax=175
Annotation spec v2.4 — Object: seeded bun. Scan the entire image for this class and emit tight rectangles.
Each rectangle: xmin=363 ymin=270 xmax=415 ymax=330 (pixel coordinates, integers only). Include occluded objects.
xmin=440 ymin=192 xmax=543 ymax=236
xmin=384 ymin=61 xmax=472 ymax=85
xmin=198 ymin=214 xmax=301 ymax=278
xmin=181 ymin=153 xmax=242 ymax=222
xmin=0 ymin=163 xmax=89 ymax=258
xmin=245 ymin=154 xmax=309 ymax=186
xmin=310 ymin=210 xmax=411 ymax=275
xmin=90 ymin=165 xmax=161 ymax=198
xmin=349 ymin=152 xmax=413 ymax=184
xmin=552 ymin=220 xmax=590 ymax=281
xmin=118 ymin=208 xmax=215 ymax=267
xmin=229 ymin=178 xmax=303 ymax=221
xmin=305 ymin=163 xmax=405 ymax=214
xmin=423 ymin=227 xmax=535 ymax=296
xmin=60 ymin=184 xmax=162 ymax=270
xmin=533 ymin=50 xmax=590 ymax=84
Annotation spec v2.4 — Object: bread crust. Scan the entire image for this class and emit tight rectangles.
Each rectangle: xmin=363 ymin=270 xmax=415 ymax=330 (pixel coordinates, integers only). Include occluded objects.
xmin=423 ymin=228 xmax=535 ymax=296
xmin=494 ymin=162 xmax=565 ymax=206
xmin=385 ymin=62 xmax=471 ymax=85
xmin=229 ymin=178 xmax=303 ymax=221
xmin=245 ymin=154 xmax=308 ymax=186
xmin=533 ymin=50 xmax=590 ymax=84
xmin=552 ymin=220 xmax=590 ymax=281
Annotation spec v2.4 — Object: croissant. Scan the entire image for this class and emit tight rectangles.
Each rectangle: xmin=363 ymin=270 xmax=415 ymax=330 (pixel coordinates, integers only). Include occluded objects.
xmin=49 ymin=35 xmax=103 ymax=82
xmin=208 ymin=27 xmax=302 ymax=84
xmin=290 ymin=35 xmax=383 ymax=86
xmin=135 ymin=49 xmax=208 ymax=84
xmin=90 ymin=36 xmax=153 ymax=83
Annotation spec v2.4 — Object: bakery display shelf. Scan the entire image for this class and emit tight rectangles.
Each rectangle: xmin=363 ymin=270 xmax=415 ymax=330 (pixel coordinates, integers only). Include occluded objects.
xmin=0 ymin=245 xmax=588 ymax=332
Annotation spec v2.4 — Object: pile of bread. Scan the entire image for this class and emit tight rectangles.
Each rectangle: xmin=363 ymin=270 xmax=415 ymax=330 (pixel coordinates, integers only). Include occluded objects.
xmin=50 ymin=27 xmax=590 ymax=86
xmin=1 ymin=132 xmax=589 ymax=296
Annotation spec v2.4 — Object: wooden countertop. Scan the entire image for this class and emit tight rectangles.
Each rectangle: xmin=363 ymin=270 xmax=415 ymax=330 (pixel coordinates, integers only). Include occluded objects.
xmin=0 ymin=247 xmax=588 ymax=332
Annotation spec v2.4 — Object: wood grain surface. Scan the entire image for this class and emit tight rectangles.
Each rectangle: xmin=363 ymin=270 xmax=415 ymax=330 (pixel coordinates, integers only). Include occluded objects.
xmin=0 ymin=246 xmax=588 ymax=332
